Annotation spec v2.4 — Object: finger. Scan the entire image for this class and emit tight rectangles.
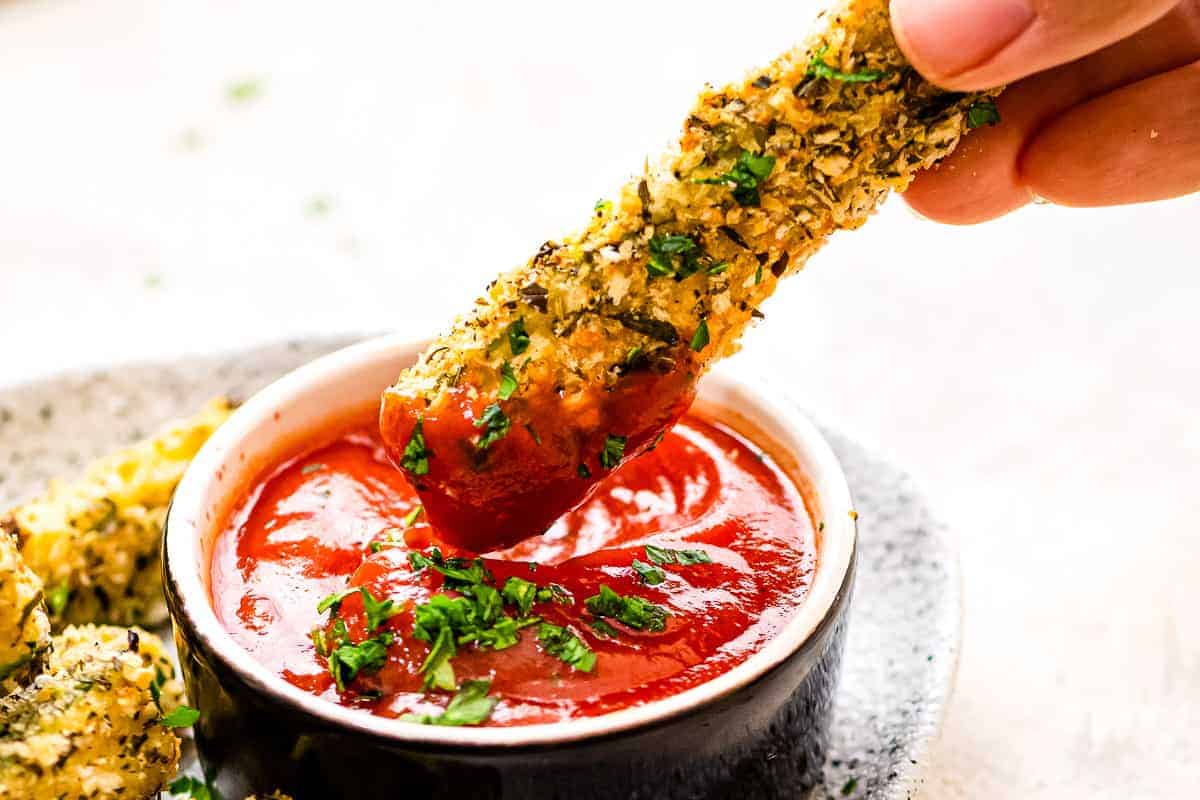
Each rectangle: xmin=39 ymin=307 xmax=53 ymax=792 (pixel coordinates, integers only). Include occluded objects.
xmin=901 ymin=3 xmax=1200 ymax=224
xmin=891 ymin=0 xmax=1182 ymax=91
xmin=1020 ymin=61 xmax=1200 ymax=206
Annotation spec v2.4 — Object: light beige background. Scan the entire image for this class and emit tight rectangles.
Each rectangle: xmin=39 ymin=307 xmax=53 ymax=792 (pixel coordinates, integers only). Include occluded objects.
xmin=1 ymin=1 xmax=1196 ymax=796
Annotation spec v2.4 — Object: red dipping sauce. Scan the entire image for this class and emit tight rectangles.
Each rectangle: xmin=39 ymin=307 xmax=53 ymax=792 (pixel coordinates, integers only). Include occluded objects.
xmin=211 ymin=413 xmax=817 ymax=725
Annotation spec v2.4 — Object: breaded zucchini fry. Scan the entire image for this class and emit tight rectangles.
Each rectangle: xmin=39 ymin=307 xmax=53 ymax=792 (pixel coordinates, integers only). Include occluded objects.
xmin=5 ymin=399 xmax=232 ymax=629
xmin=381 ymin=0 xmax=1002 ymax=551
xmin=0 ymin=526 xmax=50 ymax=694
xmin=0 ymin=624 xmax=184 ymax=800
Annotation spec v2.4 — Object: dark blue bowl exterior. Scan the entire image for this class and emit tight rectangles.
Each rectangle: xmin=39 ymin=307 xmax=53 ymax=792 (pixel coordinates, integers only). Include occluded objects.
xmin=165 ymin=542 xmax=854 ymax=800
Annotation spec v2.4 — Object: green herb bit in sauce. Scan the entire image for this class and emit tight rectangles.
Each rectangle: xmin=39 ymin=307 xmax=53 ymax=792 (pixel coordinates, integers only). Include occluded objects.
xmin=588 ymin=617 xmax=620 ymax=638
xmin=577 ymin=463 xmax=592 ymax=479
xmin=300 ymin=462 xmax=325 ymax=475
xmin=537 ymin=583 xmax=573 ymax=605
xmin=409 ymin=549 xmax=494 ymax=590
xmin=600 ymin=434 xmax=627 ymax=470
xmin=690 ymin=319 xmax=710 ymax=352
xmin=632 ymin=559 xmax=666 ymax=585
xmin=694 ymin=149 xmax=776 ymax=206
xmin=474 ymin=403 xmax=511 ymax=451
xmin=498 ymin=361 xmax=519 ymax=400
xmin=316 ymin=586 xmax=357 ymax=616
xmin=418 ymin=626 xmax=457 ymax=691
xmin=584 ymin=585 xmax=669 ymax=632
xmin=329 ymin=633 xmax=394 ymax=692
xmin=807 ymin=45 xmax=889 ymax=83
xmin=360 ymin=587 xmax=401 ymax=632
xmin=507 ymin=317 xmax=531 ymax=355
xmin=400 ymin=416 xmax=431 ymax=476
xmin=538 ymin=623 xmax=597 ymax=672
xmin=501 ymin=576 xmax=539 ymax=616
xmin=645 ymin=545 xmax=713 ymax=566
xmin=967 ymin=101 xmax=1001 ymax=129
xmin=160 ymin=705 xmax=201 ymax=728
xmin=400 ymin=679 xmax=498 ymax=726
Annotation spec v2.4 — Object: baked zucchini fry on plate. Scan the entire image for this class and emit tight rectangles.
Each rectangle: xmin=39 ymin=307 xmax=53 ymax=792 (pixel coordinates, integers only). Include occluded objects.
xmin=4 ymin=398 xmax=232 ymax=629
xmin=0 ymin=527 xmax=51 ymax=694
xmin=0 ymin=624 xmax=185 ymax=800
xmin=381 ymin=0 xmax=1002 ymax=551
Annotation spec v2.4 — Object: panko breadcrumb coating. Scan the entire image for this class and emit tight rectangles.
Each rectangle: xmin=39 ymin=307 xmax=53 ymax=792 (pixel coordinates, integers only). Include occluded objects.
xmin=0 ymin=525 xmax=50 ymax=694
xmin=5 ymin=398 xmax=232 ymax=629
xmin=0 ymin=624 xmax=185 ymax=800
xmin=381 ymin=0 xmax=1002 ymax=550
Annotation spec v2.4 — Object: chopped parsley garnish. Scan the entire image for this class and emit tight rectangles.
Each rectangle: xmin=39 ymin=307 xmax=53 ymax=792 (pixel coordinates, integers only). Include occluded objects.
xmin=594 ymin=198 xmax=612 ymax=215
xmin=418 ymin=625 xmax=457 ymax=691
xmin=577 ymin=463 xmax=592 ymax=479
xmin=300 ymin=462 xmax=325 ymax=475
xmin=584 ymin=585 xmax=668 ymax=632
xmin=841 ymin=776 xmax=859 ymax=795
xmin=645 ymin=545 xmax=713 ymax=566
xmin=707 ymin=261 xmax=729 ymax=275
xmin=754 ymin=262 xmax=763 ymax=285
xmin=403 ymin=504 xmax=423 ymax=527
xmin=400 ymin=416 xmax=431 ymax=476
xmin=538 ymin=623 xmax=597 ymax=672
xmin=46 ymin=581 xmax=70 ymax=617
xmin=408 ymin=554 xmax=555 ymax=688
xmin=329 ymin=633 xmax=394 ymax=691
xmin=400 ymin=679 xmax=498 ymax=726
xmin=690 ymin=319 xmax=710 ymax=352
xmin=600 ymin=434 xmax=627 ymax=470
xmin=360 ymin=587 xmax=401 ymax=632
xmin=498 ymin=361 xmax=518 ymax=400
xmin=694 ymin=149 xmax=776 ymax=206
xmin=588 ymin=617 xmax=620 ymax=638
xmin=647 ymin=233 xmax=706 ymax=279
xmin=316 ymin=586 xmax=357 ymax=616
xmin=317 ymin=586 xmax=399 ymax=691
xmin=167 ymin=775 xmax=219 ymax=800
xmin=501 ymin=576 xmax=539 ymax=616
xmin=160 ymin=705 xmax=201 ymax=728
xmin=408 ymin=548 xmax=494 ymax=590
xmin=807 ymin=45 xmax=888 ymax=83
xmin=507 ymin=317 xmax=531 ymax=355
xmin=473 ymin=403 xmax=511 ymax=451
xmin=632 ymin=558 xmax=666 ymax=585
xmin=967 ymin=101 xmax=1001 ymax=129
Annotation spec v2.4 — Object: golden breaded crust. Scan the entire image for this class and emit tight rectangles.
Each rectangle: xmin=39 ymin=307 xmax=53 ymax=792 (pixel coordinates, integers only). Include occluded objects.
xmin=0 ymin=624 xmax=185 ymax=800
xmin=391 ymin=0 xmax=999 ymax=409
xmin=6 ymin=398 xmax=232 ymax=629
xmin=0 ymin=524 xmax=50 ymax=694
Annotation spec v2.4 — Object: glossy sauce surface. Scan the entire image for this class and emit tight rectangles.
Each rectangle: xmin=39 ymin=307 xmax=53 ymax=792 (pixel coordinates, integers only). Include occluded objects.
xmin=211 ymin=414 xmax=816 ymax=725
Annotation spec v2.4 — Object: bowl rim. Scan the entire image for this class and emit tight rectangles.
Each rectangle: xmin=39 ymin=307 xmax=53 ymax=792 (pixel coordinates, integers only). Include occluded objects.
xmin=165 ymin=333 xmax=856 ymax=748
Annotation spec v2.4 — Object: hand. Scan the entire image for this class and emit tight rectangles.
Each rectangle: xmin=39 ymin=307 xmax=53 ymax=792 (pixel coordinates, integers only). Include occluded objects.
xmin=890 ymin=0 xmax=1200 ymax=223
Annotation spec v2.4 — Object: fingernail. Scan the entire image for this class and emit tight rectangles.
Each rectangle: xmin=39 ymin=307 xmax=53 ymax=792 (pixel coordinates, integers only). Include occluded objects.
xmin=892 ymin=0 xmax=1035 ymax=82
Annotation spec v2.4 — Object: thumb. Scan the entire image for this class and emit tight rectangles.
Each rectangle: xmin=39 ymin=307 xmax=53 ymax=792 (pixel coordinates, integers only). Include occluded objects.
xmin=890 ymin=0 xmax=1181 ymax=90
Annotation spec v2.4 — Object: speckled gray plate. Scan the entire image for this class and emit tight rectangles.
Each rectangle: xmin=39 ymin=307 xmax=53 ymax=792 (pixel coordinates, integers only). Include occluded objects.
xmin=0 ymin=336 xmax=960 ymax=800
